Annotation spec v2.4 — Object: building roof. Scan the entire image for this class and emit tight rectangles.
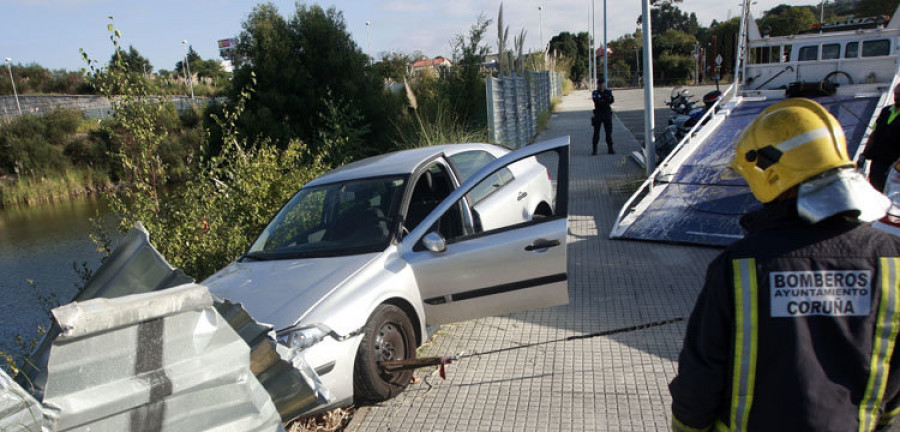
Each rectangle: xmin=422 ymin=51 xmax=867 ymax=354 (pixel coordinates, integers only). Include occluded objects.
xmin=411 ymin=57 xmax=452 ymax=69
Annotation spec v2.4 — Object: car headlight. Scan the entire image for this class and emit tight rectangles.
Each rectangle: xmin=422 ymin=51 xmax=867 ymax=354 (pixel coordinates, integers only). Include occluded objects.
xmin=276 ymin=324 xmax=331 ymax=350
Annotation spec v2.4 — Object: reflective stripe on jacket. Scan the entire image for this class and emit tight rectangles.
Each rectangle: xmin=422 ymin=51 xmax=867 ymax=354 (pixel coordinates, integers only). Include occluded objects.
xmin=670 ymin=200 xmax=900 ymax=432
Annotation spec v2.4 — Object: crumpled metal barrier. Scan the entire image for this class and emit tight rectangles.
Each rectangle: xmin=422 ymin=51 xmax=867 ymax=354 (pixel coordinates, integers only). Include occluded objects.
xmin=8 ymin=223 xmax=331 ymax=430
xmin=214 ymin=301 xmax=332 ymax=421
xmin=0 ymin=368 xmax=44 ymax=431
xmin=42 ymin=284 xmax=284 ymax=431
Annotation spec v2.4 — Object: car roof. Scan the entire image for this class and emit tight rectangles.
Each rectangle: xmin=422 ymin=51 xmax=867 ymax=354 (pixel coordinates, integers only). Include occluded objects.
xmin=305 ymin=143 xmax=510 ymax=187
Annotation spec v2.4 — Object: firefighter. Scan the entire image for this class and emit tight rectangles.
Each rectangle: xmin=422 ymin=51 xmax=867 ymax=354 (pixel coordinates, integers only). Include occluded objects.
xmin=669 ymin=98 xmax=900 ymax=431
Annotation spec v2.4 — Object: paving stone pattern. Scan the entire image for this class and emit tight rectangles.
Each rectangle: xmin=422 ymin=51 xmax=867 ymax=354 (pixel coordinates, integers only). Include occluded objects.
xmin=347 ymin=90 xmax=721 ymax=431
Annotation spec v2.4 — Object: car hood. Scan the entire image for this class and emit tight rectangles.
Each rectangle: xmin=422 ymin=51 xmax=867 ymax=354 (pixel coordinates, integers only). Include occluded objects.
xmin=203 ymin=253 xmax=381 ymax=331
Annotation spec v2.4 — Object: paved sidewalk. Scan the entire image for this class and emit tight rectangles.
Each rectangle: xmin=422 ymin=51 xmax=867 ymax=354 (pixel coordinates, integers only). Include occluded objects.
xmin=347 ymin=90 xmax=720 ymax=431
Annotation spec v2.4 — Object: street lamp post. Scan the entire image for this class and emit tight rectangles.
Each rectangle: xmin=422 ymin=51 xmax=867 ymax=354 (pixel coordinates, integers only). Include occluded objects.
xmin=366 ymin=21 xmax=372 ymax=64
xmin=538 ymin=6 xmax=544 ymax=55
xmin=182 ymin=40 xmax=194 ymax=101
xmin=603 ymin=0 xmax=608 ymax=83
xmin=5 ymin=58 xmax=21 ymax=115
xmin=641 ymin=0 xmax=656 ymax=174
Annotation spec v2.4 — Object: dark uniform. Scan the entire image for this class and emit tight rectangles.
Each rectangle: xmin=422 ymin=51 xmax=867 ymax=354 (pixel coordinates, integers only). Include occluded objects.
xmin=863 ymin=105 xmax=900 ymax=192
xmin=591 ymin=87 xmax=614 ymax=154
xmin=670 ymin=200 xmax=900 ymax=431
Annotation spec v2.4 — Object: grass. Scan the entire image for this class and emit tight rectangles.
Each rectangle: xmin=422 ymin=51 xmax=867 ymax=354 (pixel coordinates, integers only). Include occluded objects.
xmin=393 ymin=107 xmax=489 ymax=150
xmin=562 ymin=78 xmax=575 ymax=96
xmin=0 ymin=167 xmax=112 ymax=207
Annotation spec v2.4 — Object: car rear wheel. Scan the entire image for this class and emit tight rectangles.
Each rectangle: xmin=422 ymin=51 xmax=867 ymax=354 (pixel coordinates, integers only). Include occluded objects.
xmin=353 ymin=304 xmax=416 ymax=402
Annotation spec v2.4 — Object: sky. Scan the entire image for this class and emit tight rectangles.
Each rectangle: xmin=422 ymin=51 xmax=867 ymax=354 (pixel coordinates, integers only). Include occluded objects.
xmin=1 ymin=0 xmax=819 ymax=73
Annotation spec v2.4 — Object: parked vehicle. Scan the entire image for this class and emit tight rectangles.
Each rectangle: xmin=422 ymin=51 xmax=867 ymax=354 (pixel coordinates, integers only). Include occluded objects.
xmin=204 ymin=138 xmax=570 ymax=417
xmin=656 ymin=88 xmax=724 ymax=163
xmin=612 ymin=8 xmax=900 ymax=246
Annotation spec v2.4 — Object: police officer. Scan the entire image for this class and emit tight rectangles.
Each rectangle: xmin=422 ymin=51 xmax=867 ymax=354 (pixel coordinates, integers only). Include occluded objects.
xmin=591 ymin=78 xmax=614 ymax=155
xmin=669 ymin=98 xmax=900 ymax=431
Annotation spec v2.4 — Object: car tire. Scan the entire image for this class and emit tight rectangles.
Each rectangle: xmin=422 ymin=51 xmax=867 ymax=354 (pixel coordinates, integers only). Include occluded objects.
xmin=353 ymin=304 xmax=417 ymax=402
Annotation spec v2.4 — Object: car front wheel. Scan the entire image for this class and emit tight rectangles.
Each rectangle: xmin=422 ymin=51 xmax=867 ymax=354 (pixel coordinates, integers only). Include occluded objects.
xmin=353 ymin=304 xmax=416 ymax=402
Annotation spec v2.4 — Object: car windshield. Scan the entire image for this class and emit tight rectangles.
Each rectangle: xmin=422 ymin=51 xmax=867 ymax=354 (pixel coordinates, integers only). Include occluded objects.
xmin=246 ymin=176 xmax=407 ymax=259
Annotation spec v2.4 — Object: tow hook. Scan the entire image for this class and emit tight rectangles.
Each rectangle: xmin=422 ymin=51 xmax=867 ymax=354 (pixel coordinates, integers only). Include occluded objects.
xmin=379 ymin=356 xmax=458 ymax=379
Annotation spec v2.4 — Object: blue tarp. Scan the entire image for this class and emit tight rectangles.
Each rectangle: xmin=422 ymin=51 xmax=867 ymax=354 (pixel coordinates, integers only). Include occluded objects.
xmin=616 ymin=95 xmax=879 ymax=247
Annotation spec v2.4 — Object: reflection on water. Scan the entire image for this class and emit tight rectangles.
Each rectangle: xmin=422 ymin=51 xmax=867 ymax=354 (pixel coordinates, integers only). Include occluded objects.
xmin=0 ymin=197 xmax=116 ymax=357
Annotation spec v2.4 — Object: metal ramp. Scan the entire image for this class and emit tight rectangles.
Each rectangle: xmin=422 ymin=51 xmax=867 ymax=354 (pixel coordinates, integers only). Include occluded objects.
xmin=610 ymin=95 xmax=880 ymax=247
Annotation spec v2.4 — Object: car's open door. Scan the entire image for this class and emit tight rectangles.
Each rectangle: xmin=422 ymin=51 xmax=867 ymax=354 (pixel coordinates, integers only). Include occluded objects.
xmin=403 ymin=137 xmax=569 ymax=325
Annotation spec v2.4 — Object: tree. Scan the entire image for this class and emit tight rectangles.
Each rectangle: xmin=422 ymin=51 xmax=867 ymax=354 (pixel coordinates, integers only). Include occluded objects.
xmin=373 ymin=52 xmax=411 ymax=84
xmin=174 ymin=46 xmax=202 ymax=78
xmin=758 ymin=5 xmax=818 ymax=36
xmin=707 ymin=17 xmax=741 ymax=80
xmin=110 ymin=45 xmax=152 ymax=75
xmin=642 ymin=3 xmax=700 ymax=35
xmin=855 ymin=0 xmax=900 ymax=17
xmin=445 ymin=14 xmax=492 ymax=127
xmin=229 ymin=3 xmax=400 ymax=164
xmin=548 ymin=31 xmax=591 ymax=86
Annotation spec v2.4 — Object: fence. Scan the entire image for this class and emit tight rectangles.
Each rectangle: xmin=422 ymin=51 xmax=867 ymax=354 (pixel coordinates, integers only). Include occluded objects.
xmin=0 ymin=95 xmax=221 ymax=120
xmin=486 ymin=71 xmax=563 ymax=149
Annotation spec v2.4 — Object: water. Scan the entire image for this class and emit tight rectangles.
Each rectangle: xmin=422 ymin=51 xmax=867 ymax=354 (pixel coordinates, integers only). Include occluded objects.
xmin=0 ymin=197 xmax=115 ymax=357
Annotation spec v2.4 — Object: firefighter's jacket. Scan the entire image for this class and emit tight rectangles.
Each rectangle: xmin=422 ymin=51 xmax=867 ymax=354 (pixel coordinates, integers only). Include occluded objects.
xmin=670 ymin=200 xmax=900 ymax=431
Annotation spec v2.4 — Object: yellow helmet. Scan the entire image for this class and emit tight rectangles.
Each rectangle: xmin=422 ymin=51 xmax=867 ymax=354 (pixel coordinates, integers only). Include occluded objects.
xmin=732 ymin=98 xmax=854 ymax=203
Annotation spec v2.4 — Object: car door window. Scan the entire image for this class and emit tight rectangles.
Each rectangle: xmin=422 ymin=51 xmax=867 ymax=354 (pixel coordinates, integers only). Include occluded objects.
xmin=422 ymin=147 xmax=563 ymax=246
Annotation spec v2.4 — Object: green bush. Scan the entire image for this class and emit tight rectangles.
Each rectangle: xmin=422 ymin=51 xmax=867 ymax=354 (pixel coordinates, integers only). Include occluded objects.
xmin=82 ymin=21 xmax=329 ymax=280
xmin=0 ymin=110 xmax=86 ymax=176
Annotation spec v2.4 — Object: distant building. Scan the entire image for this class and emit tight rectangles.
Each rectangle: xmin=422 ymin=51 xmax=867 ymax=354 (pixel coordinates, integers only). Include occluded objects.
xmin=218 ymin=38 xmax=237 ymax=71
xmin=411 ymin=57 xmax=452 ymax=77
xmin=481 ymin=54 xmax=500 ymax=72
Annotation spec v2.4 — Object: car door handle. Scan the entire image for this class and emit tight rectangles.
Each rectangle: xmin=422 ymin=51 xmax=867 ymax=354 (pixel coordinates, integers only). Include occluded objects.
xmin=517 ymin=191 xmax=528 ymax=201
xmin=525 ymin=239 xmax=560 ymax=251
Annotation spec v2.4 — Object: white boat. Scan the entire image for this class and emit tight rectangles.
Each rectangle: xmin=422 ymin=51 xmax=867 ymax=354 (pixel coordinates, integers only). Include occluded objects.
xmin=610 ymin=3 xmax=900 ymax=246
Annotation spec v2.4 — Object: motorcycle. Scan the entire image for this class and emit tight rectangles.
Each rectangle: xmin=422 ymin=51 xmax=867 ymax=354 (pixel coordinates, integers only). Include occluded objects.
xmin=656 ymin=88 xmax=724 ymax=163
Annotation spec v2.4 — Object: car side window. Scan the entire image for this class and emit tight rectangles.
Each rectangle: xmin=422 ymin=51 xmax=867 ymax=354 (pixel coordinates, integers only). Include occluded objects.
xmin=447 ymin=150 xmax=497 ymax=182
xmin=467 ymin=167 xmax=515 ymax=205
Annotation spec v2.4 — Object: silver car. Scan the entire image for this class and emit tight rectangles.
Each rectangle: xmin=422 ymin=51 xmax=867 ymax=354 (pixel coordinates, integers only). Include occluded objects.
xmin=204 ymin=137 xmax=570 ymax=417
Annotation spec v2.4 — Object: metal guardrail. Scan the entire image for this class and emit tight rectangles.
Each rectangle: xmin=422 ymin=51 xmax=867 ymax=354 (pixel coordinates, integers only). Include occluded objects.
xmin=486 ymin=71 xmax=562 ymax=149
xmin=2 ymin=223 xmax=331 ymax=431
xmin=2 ymin=284 xmax=285 ymax=432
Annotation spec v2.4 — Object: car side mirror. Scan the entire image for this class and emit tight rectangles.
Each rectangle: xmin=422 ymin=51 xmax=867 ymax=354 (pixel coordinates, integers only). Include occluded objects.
xmin=422 ymin=232 xmax=446 ymax=253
